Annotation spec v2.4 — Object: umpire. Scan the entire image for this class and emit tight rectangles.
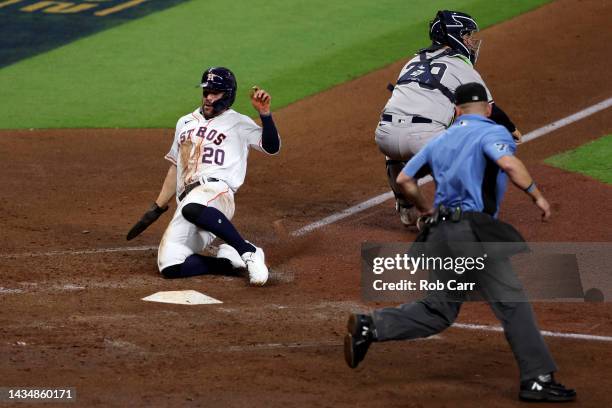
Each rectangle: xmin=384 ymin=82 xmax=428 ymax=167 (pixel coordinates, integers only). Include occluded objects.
xmin=345 ymin=83 xmax=576 ymax=402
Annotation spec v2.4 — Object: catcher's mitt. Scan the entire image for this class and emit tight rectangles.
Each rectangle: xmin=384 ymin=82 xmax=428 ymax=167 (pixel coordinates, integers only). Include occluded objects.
xmin=126 ymin=203 xmax=168 ymax=241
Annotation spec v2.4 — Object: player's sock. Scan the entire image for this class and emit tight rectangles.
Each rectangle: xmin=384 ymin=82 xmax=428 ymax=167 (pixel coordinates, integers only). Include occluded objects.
xmin=161 ymin=254 xmax=234 ymax=279
xmin=182 ymin=203 xmax=256 ymax=255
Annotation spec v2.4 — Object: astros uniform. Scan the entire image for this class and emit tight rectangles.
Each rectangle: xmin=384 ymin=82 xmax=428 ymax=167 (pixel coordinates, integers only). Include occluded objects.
xmin=157 ymin=107 xmax=278 ymax=271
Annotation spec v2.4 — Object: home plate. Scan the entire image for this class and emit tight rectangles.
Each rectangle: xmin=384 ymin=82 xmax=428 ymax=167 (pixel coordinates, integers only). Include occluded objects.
xmin=142 ymin=290 xmax=222 ymax=305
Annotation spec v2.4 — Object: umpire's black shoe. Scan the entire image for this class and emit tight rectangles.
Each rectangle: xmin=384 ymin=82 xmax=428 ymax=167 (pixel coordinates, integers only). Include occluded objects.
xmin=344 ymin=314 xmax=376 ymax=369
xmin=519 ymin=375 xmax=576 ymax=402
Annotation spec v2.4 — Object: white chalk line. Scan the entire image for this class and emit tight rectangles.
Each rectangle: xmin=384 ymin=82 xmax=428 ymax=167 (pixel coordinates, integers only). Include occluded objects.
xmin=522 ymin=97 xmax=612 ymax=143
xmin=0 ymin=245 xmax=158 ymax=258
xmin=454 ymin=323 xmax=612 ymax=342
xmin=219 ymin=334 xmax=442 ymax=352
xmin=291 ymin=96 xmax=612 ymax=236
xmin=228 ymin=325 xmax=612 ymax=350
xmin=219 ymin=322 xmax=612 ymax=351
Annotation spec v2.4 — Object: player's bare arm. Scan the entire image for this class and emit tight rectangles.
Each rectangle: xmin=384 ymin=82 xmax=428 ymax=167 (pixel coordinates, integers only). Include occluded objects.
xmin=126 ymin=165 xmax=175 ymax=241
xmin=396 ymin=171 xmax=433 ymax=216
xmin=155 ymin=164 xmax=177 ymax=208
xmin=496 ymin=155 xmax=550 ymax=221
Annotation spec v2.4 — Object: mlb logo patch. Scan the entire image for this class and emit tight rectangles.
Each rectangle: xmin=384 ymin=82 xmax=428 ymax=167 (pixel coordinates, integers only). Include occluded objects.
xmin=495 ymin=143 xmax=508 ymax=152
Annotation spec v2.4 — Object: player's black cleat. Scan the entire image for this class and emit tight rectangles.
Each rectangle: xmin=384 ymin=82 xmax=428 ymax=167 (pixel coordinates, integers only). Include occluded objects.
xmin=344 ymin=314 xmax=376 ymax=369
xmin=519 ymin=375 xmax=576 ymax=402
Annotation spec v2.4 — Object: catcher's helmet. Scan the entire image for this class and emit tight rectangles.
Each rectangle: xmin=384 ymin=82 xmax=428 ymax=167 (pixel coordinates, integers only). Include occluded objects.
xmin=429 ymin=10 xmax=480 ymax=64
xmin=199 ymin=66 xmax=237 ymax=114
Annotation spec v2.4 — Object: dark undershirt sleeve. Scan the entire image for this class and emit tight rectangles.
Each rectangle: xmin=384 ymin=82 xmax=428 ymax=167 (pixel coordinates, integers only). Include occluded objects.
xmin=489 ymin=103 xmax=517 ymax=133
xmin=260 ymin=114 xmax=280 ymax=154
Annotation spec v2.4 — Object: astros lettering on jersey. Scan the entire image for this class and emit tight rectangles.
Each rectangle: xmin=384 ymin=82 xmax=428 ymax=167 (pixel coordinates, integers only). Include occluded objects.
xmin=166 ymin=107 xmax=276 ymax=196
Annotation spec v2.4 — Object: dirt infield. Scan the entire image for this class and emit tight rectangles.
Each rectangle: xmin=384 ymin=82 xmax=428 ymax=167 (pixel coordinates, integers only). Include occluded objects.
xmin=1 ymin=0 xmax=611 ymax=406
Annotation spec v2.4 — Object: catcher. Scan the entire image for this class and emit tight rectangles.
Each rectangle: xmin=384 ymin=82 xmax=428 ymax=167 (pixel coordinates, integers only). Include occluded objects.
xmin=376 ymin=10 xmax=522 ymax=227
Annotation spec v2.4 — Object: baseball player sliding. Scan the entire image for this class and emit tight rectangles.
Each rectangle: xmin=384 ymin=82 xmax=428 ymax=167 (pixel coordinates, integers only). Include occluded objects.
xmin=126 ymin=67 xmax=281 ymax=286
xmin=376 ymin=10 xmax=522 ymax=227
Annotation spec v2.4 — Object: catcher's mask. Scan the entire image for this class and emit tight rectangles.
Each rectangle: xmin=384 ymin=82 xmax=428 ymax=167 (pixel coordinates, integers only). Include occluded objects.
xmin=429 ymin=10 xmax=481 ymax=64
xmin=199 ymin=66 xmax=237 ymax=115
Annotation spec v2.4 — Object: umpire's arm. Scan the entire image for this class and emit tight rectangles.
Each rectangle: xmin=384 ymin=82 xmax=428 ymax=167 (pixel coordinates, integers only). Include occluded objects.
xmin=496 ymin=156 xmax=551 ymax=221
xmin=396 ymin=172 xmax=431 ymax=215
xmin=396 ymin=145 xmax=434 ymax=215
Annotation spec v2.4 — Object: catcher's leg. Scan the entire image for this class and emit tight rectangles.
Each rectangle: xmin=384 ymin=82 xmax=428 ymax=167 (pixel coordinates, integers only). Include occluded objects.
xmin=386 ymin=159 xmax=418 ymax=227
xmin=375 ymin=121 xmax=419 ymax=227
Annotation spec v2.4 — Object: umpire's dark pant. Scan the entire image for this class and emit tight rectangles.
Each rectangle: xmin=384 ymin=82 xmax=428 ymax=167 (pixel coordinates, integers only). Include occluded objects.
xmin=372 ymin=219 xmax=557 ymax=381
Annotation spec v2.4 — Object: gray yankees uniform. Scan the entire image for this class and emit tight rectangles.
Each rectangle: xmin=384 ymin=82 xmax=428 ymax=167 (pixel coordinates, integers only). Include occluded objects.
xmin=375 ymin=46 xmax=494 ymax=226
xmin=375 ymin=48 xmax=492 ymax=161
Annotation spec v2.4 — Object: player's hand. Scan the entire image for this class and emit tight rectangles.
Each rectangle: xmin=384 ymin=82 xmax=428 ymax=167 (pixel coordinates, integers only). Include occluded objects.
xmin=512 ymin=129 xmax=523 ymax=144
xmin=249 ymin=86 xmax=271 ymax=115
xmin=415 ymin=207 xmax=434 ymax=232
xmin=126 ymin=202 xmax=168 ymax=240
xmin=534 ymin=196 xmax=551 ymax=222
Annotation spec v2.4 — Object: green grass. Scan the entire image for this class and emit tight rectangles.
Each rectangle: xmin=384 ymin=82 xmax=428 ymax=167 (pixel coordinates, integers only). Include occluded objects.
xmin=545 ymin=135 xmax=612 ymax=184
xmin=0 ymin=0 xmax=550 ymax=129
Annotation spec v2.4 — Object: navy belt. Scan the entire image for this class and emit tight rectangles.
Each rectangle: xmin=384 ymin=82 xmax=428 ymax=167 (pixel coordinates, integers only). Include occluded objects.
xmin=178 ymin=178 xmax=220 ymax=201
xmin=381 ymin=113 xmax=432 ymax=124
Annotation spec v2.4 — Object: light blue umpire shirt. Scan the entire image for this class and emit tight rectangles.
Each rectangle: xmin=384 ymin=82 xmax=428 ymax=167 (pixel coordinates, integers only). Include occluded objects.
xmin=403 ymin=114 xmax=517 ymax=217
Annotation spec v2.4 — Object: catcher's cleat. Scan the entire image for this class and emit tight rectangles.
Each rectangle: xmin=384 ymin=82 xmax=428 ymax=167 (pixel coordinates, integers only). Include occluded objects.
xmin=241 ymin=246 xmax=268 ymax=286
xmin=217 ymin=244 xmax=246 ymax=269
xmin=344 ymin=314 xmax=376 ymax=369
xmin=396 ymin=201 xmax=419 ymax=227
xmin=519 ymin=375 xmax=576 ymax=402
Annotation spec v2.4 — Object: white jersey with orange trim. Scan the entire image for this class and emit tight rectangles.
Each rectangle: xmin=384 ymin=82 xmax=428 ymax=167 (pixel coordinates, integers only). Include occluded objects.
xmin=166 ymin=107 xmax=270 ymax=196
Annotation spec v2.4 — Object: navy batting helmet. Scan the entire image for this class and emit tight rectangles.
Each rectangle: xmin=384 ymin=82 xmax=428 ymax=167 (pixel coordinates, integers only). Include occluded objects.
xmin=199 ymin=66 xmax=237 ymax=114
xmin=429 ymin=10 xmax=480 ymax=64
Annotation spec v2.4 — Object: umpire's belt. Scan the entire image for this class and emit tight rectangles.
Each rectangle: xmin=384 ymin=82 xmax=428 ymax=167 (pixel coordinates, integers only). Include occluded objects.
xmin=429 ymin=205 xmax=463 ymax=225
xmin=381 ymin=113 xmax=432 ymax=124
xmin=178 ymin=178 xmax=220 ymax=202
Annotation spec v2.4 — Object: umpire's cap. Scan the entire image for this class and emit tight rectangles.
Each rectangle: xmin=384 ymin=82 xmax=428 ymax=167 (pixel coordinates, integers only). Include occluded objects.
xmin=455 ymin=82 xmax=488 ymax=105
